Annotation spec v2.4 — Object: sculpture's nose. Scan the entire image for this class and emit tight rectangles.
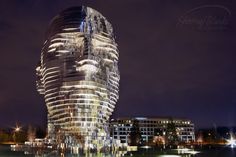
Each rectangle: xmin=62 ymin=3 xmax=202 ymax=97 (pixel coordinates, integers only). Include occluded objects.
xmin=76 ymin=56 xmax=99 ymax=75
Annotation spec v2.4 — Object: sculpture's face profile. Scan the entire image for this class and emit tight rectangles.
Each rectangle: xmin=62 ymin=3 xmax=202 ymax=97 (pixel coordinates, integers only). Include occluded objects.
xmin=36 ymin=6 xmax=119 ymax=145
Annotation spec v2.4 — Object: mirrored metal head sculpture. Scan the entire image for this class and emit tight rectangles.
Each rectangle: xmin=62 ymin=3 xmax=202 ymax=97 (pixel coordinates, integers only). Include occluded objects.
xmin=36 ymin=6 xmax=119 ymax=149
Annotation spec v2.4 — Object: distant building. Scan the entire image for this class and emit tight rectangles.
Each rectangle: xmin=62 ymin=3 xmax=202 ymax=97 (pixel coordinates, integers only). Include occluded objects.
xmin=110 ymin=117 xmax=195 ymax=145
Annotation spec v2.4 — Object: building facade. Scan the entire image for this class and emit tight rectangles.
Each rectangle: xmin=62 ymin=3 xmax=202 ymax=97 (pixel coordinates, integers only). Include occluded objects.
xmin=110 ymin=117 xmax=195 ymax=145
xmin=36 ymin=6 xmax=119 ymax=150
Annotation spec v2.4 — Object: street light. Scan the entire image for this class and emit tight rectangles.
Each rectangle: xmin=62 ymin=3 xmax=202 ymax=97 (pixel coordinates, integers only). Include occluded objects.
xmin=227 ymin=136 xmax=236 ymax=148
xmin=15 ymin=126 xmax=21 ymax=132
xmin=13 ymin=125 xmax=21 ymax=144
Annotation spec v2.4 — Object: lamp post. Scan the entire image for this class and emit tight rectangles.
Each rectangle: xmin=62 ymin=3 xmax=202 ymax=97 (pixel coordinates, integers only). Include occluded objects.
xmin=13 ymin=125 xmax=21 ymax=144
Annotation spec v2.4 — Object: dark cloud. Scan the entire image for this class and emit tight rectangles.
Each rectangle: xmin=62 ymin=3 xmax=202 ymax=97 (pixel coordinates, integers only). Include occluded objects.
xmin=0 ymin=0 xmax=235 ymax=128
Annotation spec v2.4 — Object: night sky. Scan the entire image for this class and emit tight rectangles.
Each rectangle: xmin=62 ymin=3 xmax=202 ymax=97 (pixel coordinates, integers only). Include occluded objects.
xmin=0 ymin=0 xmax=235 ymax=129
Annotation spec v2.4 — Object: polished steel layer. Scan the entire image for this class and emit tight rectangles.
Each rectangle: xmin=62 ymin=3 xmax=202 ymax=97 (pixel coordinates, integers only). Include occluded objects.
xmin=36 ymin=6 xmax=119 ymax=149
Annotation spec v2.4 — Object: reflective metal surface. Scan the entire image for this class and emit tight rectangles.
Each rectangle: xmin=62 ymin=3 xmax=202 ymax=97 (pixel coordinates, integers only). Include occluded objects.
xmin=36 ymin=6 xmax=119 ymax=149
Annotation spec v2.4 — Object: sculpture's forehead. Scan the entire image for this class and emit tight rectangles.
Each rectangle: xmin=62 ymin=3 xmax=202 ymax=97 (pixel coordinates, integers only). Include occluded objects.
xmin=46 ymin=6 xmax=114 ymax=40
xmin=41 ymin=6 xmax=118 ymax=64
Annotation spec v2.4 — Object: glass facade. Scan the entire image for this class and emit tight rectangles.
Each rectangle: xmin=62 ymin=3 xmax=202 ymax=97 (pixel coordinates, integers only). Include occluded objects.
xmin=36 ymin=6 xmax=119 ymax=149
xmin=110 ymin=117 xmax=195 ymax=144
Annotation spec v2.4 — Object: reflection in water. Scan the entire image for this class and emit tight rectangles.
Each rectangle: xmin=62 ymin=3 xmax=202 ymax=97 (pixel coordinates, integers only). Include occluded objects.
xmin=176 ymin=148 xmax=200 ymax=155
xmin=11 ymin=147 xmax=201 ymax=157
xmin=23 ymin=150 xmax=128 ymax=157
xmin=6 ymin=146 xmax=236 ymax=157
xmin=158 ymin=155 xmax=181 ymax=157
xmin=10 ymin=144 xmax=127 ymax=157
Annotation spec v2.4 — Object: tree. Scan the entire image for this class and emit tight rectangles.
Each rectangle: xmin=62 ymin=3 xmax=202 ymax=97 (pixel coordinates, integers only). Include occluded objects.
xmin=153 ymin=128 xmax=165 ymax=146
xmin=27 ymin=125 xmax=36 ymax=142
xmin=166 ymin=120 xmax=179 ymax=146
xmin=129 ymin=120 xmax=142 ymax=146
xmin=0 ymin=131 xmax=11 ymax=143
xmin=36 ymin=127 xmax=46 ymax=138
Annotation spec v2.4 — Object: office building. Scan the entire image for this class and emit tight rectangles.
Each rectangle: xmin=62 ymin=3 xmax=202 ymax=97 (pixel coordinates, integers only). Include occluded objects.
xmin=110 ymin=117 xmax=195 ymax=145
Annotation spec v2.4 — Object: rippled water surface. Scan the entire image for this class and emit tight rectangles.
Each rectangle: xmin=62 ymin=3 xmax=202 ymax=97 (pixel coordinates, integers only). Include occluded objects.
xmin=0 ymin=145 xmax=236 ymax=157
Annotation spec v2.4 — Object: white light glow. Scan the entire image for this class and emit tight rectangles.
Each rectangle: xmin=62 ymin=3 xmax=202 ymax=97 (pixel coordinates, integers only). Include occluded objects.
xmin=227 ymin=136 xmax=236 ymax=148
